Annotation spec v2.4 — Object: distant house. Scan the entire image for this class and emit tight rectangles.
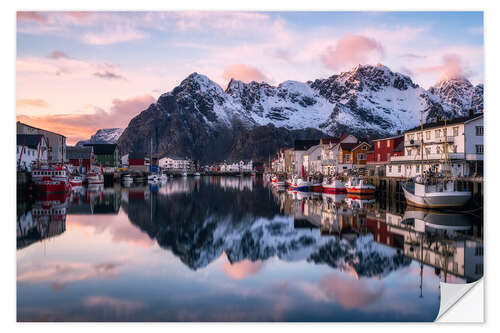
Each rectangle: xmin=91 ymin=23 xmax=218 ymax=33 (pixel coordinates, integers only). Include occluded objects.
xmin=17 ymin=134 xmax=48 ymax=171
xmin=17 ymin=121 xmax=66 ymax=163
xmin=293 ymin=140 xmax=320 ymax=176
xmin=335 ymin=142 xmax=370 ymax=171
xmin=366 ymin=134 xmax=404 ymax=176
xmin=321 ymin=135 xmax=358 ymax=175
xmin=159 ymin=156 xmax=193 ymax=171
xmin=66 ymin=146 xmax=94 ymax=173
xmin=83 ymin=144 xmax=120 ymax=167
xmin=302 ymin=145 xmax=323 ymax=175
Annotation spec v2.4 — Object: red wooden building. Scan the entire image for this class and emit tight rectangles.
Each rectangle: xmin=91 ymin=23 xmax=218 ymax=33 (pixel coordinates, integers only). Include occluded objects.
xmin=66 ymin=146 xmax=94 ymax=172
xmin=366 ymin=134 xmax=404 ymax=165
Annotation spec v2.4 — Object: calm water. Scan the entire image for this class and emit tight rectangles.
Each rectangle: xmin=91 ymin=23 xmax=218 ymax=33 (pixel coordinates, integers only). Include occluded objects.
xmin=16 ymin=176 xmax=483 ymax=322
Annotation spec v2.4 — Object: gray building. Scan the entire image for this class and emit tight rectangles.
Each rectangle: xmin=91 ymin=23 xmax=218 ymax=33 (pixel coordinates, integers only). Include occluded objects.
xmin=17 ymin=121 xmax=66 ymax=163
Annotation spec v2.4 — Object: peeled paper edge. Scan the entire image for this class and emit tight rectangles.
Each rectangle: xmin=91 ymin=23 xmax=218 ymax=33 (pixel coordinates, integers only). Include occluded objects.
xmin=435 ymin=278 xmax=484 ymax=322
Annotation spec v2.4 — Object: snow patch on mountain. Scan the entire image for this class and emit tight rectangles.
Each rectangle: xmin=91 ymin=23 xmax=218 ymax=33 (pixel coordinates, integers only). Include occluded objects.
xmin=76 ymin=128 xmax=124 ymax=146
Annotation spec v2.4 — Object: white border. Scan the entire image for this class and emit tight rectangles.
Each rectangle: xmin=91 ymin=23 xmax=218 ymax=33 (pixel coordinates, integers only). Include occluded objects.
xmin=3 ymin=0 xmax=498 ymax=331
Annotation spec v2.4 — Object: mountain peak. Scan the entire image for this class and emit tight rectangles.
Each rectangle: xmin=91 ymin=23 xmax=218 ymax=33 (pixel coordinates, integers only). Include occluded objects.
xmin=76 ymin=128 xmax=124 ymax=146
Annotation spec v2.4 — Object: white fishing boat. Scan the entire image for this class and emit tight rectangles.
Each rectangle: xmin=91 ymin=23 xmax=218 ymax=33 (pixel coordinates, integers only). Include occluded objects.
xmin=69 ymin=176 xmax=83 ymax=187
xmin=401 ymin=116 xmax=471 ymax=209
xmin=87 ymin=166 xmax=104 ymax=184
xmin=401 ymin=175 xmax=471 ymax=208
xmin=122 ymin=174 xmax=133 ymax=182
xmin=148 ymin=174 xmax=160 ymax=182
xmin=193 ymin=172 xmax=201 ymax=177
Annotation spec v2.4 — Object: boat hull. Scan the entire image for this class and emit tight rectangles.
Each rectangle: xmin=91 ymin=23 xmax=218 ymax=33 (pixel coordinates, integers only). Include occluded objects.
xmin=346 ymin=187 xmax=375 ymax=195
xmin=401 ymin=184 xmax=471 ymax=208
xmin=311 ymin=184 xmax=323 ymax=193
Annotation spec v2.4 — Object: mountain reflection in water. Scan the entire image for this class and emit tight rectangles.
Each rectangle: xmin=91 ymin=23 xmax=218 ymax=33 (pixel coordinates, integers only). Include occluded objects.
xmin=16 ymin=176 xmax=483 ymax=322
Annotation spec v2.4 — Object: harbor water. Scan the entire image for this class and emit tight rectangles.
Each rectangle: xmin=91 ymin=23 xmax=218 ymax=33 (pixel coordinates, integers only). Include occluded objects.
xmin=16 ymin=176 xmax=483 ymax=322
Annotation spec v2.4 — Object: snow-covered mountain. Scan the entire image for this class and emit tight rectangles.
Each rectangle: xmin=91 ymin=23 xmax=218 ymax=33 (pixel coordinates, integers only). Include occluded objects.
xmin=76 ymin=128 xmax=124 ymax=146
xmin=428 ymin=77 xmax=483 ymax=115
xmin=117 ymin=64 xmax=483 ymax=162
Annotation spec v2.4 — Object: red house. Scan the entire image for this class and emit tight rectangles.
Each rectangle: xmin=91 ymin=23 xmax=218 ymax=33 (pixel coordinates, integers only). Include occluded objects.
xmin=129 ymin=151 xmax=146 ymax=166
xmin=366 ymin=134 xmax=404 ymax=165
xmin=66 ymin=146 xmax=94 ymax=172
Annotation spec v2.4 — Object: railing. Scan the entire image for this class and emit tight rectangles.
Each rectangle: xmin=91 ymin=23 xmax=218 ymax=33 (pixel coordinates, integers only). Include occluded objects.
xmin=390 ymin=153 xmax=466 ymax=162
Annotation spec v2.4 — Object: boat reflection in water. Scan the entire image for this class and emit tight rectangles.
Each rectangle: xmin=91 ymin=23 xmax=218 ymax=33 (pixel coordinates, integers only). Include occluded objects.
xmin=17 ymin=177 xmax=483 ymax=322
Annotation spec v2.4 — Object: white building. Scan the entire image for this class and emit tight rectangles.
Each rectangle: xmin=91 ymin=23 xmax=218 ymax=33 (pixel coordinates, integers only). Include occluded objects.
xmin=121 ymin=154 xmax=129 ymax=166
xmin=386 ymin=113 xmax=483 ymax=178
xmin=320 ymin=135 xmax=358 ymax=175
xmin=302 ymin=145 xmax=323 ymax=175
xmin=17 ymin=134 xmax=48 ymax=171
xmin=159 ymin=156 xmax=193 ymax=171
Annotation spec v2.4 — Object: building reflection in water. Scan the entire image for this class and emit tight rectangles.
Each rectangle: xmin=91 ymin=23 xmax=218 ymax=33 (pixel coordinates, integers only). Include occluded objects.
xmin=271 ymin=185 xmax=483 ymax=284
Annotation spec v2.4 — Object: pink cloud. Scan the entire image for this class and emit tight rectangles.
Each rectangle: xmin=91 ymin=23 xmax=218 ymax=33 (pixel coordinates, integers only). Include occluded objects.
xmin=222 ymin=258 xmax=265 ymax=280
xmin=319 ymin=274 xmax=384 ymax=309
xmin=16 ymin=95 xmax=155 ymax=144
xmin=17 ymin=12 xmax=47 ymax=24
xmin=321 ymin=34 xmax=384 ymax=70
xmin=222 ymin=64 xmax=270 ymax=84
xmin=414 ymin=54 xmax=468 ymax=82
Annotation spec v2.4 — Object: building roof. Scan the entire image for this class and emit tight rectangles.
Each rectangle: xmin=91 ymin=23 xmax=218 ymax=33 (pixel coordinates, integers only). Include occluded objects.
xmin=17 ymin=134 xmax=44 ymax=149
xmin=17 ymin=121 xmax=66 ymax=138
xmin=405 ymin=113 xmax=483 ymax=134
xmin=294 ymin=139 xmax=320 ymax=151
xmin=372 ymin=134 xmax=404 ymax=142
xmin=320 ymin=134 xmax=356 ymax=145
xmin=338 ymin=143 xmax=358 ymax=151
xmin=83 ymin=143 xmax=118 ymax=155
xmin=129 ymin=151 xmax=146 ymax=159
xmin=67 ymin=146 xmax=93 ymax=159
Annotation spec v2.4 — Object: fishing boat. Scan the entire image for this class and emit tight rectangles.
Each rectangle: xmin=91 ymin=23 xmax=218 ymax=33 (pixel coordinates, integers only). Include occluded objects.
xmin=310 ymin=175 xmax=323 ymax=193
xmin=148 ymin=174 xmax=160 ymax=182
xmin=122 ymin=174 xmax=133 ymax=182
xmin=273 ymin=174 xmax=286 ymax=188
xmin=322 ymin=176 xmax=346 ymax=194
xmin=87 ymin=166 xmax=104 ymax=184
xmin=69 ymin=176 xmax=83 ymax=187
xmin=401 ymin=116 xmax=471 ymax=209
xmin=31 ymin=165 xmax=71 ymax=193
xmin=345 ymin=177 xmax=376 ymax=195
xmin=402 ymin=208 xmax=472 ymax=231
xmin=401 ymin=174 xmax=471 ymax=208
xmin=292 ymin=166 xmax=311 ymax=192
xmin=194 ymin=172 xmax=201 ymax=177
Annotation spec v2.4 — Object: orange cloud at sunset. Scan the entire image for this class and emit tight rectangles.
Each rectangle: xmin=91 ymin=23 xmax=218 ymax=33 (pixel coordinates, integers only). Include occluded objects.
xmin=17 ymin=99 xmax=48 ymax=108
xmin=16 ymin=95 xmax=155 ymax=145
xmin=222 ymin=255 xmax=265 ymax=280
xmin=222 ymin=64 xmax=270 ymax=85
xmin=321 ymin=34 xmax=384 ymax=70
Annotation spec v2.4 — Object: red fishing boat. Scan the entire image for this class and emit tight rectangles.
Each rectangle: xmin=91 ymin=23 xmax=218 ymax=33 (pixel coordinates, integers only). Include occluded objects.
xmin=345 ymin=177 xmax=376 ymax=195
xmin=31 ymin=165 xmax=71 ymax=194
xmin=322 ymin=176 xmax=346 ymax=194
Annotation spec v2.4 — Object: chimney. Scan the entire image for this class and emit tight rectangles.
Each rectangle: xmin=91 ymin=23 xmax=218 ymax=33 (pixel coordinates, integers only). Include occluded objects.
xmin=467 ymin=109 xmax=474 ymax=118
xmin=435 ymin=115 xmax=441 ymax=123
xmin=396 ymin=130 xmax=401 ymax=135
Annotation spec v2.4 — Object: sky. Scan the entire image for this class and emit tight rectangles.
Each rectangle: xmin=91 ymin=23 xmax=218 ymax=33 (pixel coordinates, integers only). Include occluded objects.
xmin=16 ymin=11 xmax=484 ymax=145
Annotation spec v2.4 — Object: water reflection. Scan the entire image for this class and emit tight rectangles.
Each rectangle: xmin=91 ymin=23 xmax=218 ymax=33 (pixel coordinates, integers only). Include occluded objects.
xmin=17 ymin=176 xmax=483 ymax=322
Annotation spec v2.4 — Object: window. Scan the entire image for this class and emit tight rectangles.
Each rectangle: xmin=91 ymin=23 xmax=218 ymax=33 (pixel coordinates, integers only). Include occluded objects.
xmin=387 ymin=153 xmax=391 ymax=161
xmin=452 ymin=145 xmax=457 ymax=153
xmin=398 ymin=165 xmax=401 ymax=173
xmin=416 ymin=165 xmax=420 ymax=173
xmin=475 ymin=247 xmax=483 ymax=256
xmin=407 ymin=149 xmax=412 ymax=156
xmin=435 ymin=129 xmax=441 ymax=138
xmin=377 ymin=154 xmax=380 ymax=161
xmin=357 ymin=153 xmax=366 ymax=160
xmin=389 ymin=165 xmax=392 ymax=172
xmin=453 ymin=126 xmax=459 ymax=136
xmin=426 ymin=131 xmax=431 ymax=140
xmin=408 ymin=134 xmax=414 ymax=141
xmin=377 ymin=141 xmax=380 ymax=148
xmin=436 ymin=146 xmax=441 ymax=154
xmin=345 ymin=155 xmax=351 ymax=163
xmin=476 ymin=144 xmax=484 ymax=154
xmin=476 ymin=126 xmax=484 ymax=136
xmin=425 ymin=148 xmax=431 ymax=155
xmin=387 ymin=140 xmax=390 ymax=147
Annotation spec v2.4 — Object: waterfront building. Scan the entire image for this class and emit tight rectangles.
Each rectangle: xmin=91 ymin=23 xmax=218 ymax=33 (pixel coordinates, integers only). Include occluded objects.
xmin=331 ymin=142 xmax=371 ymax=172
xmin=16 ymin=134 xmax=48 ymax=171
xmin=321 ymin=135 xmax=358 ymax=175
xmin=366 ymin=134 xmax=404 ymax=176
xmin=386 ymin=113 xmax=483 ymax=178
xmin=159 ymin=156 xmax=193 ymax=171
xmin=293 ymin=140 xmax=320 ymax=176
xmin=129 ymin=151 xmax=148 ymax=172
xmin=17 ymin=121 xmax=66 ymax=163
xmin=83 ymin=144 xmax=121 ymax=167
xmin=302 ymin=144 xmax=323 ymax=175
xmin=66 ymin=146 xmax=94 ymax=173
